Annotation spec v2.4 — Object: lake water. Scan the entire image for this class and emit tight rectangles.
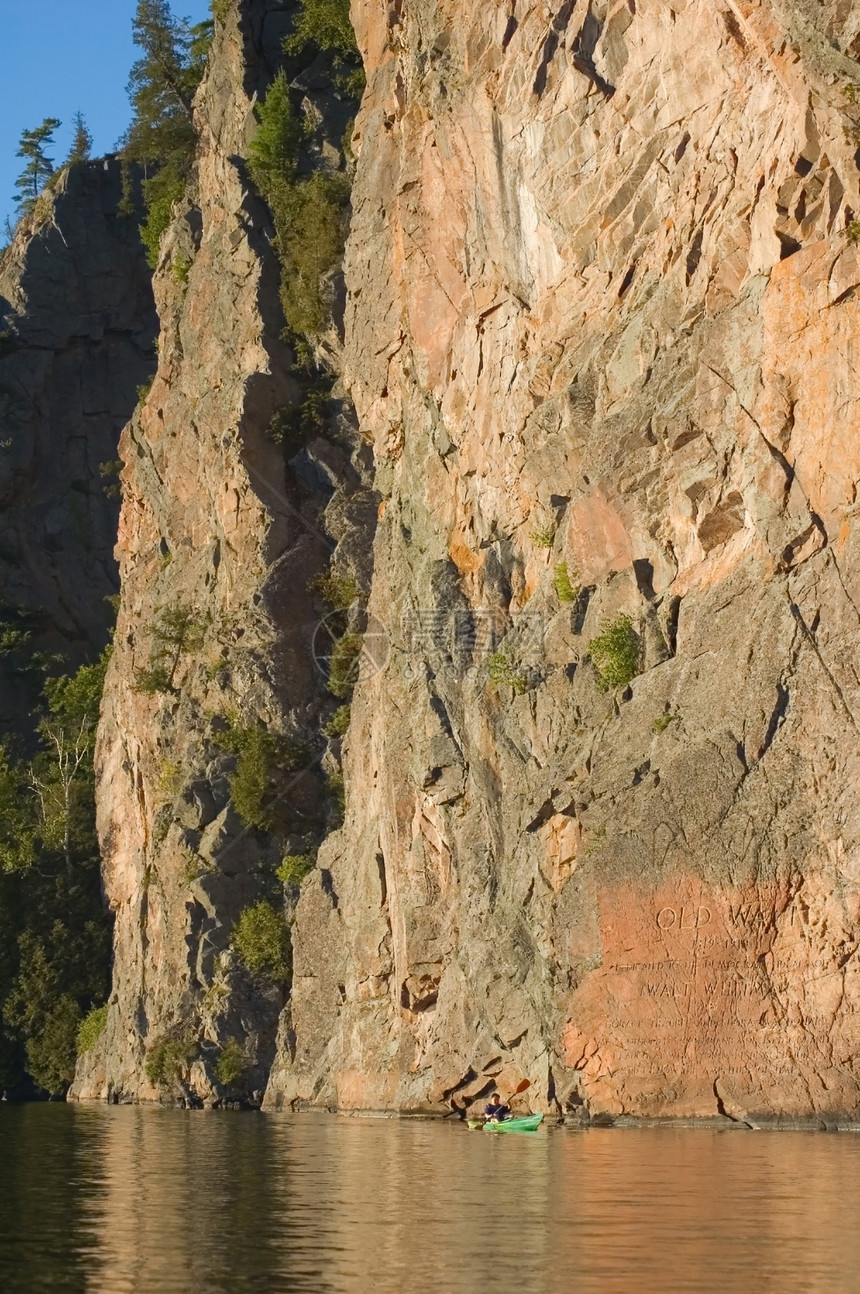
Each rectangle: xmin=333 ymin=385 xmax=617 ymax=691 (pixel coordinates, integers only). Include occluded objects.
xmin=2 ymin=1106 xmax=860 ymax=1293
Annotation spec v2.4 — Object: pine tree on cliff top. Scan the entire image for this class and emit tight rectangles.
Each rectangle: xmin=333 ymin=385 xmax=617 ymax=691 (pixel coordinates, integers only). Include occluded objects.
xmin=14 ymin=118 xmax=60 ymax=214
xmin=66 ymin=112 xmax=93 ymax=167
xmin=123 ymin=0 xmax=213 ymax=266
xmin=126 ymin=0 xmax=198 ymax=147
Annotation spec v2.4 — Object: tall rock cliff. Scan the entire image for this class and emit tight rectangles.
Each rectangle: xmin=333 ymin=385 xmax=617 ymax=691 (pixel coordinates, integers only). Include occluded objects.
xmin=266 ymin=0 xmax=860 ymax=1125
xmin=0 ymin=162 xmax=156 ymax=731
xmin=71 ymin=0 xmax=367 ymax=1105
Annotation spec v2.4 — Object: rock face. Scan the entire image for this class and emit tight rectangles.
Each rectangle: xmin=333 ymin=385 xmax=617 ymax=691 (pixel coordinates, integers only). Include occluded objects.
xmin=71 ymin=0 xmax=335 ymax=1104
xmin=0 ymin=162 xmax=156 ymax=728
xmin=266 ymin=0 xmax=860 ymax=1124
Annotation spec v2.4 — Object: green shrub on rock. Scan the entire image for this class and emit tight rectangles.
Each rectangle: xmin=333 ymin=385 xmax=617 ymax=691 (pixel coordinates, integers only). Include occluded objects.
xmin=215 ymin=1037 xmax=245 ymax=1085
xmin=277 ymin=172 xmax=352 ymax=339
xmin=228 ymin=726 xmax=276 ymax=829
xmin=590 ymin=614 xmax=640 ymax=692
xmin=324 ymin=770 xmax=346 ymax=828
xmin=77 ymin=1004 xmax=108 ymax=1054
xmin=323 ymin=704 xmax=351 ymax=737
xmin=232 ymin=901 xmax=290 ymax=982
xmin=327 ymin=632 xmax=363 ymax=698
xmin=553 ymin=561 xmax=578 ymax=603
xmin=140 ymin=173 xmax=185 ymax=269
xmin=145 ymin=1033 xmax=196 ymax=1087
xmin=309 ymin=570 xmax=358 ymax=610
xmin=531 ymin=523 xmax=556 ymax=548
xmin=487 ymin=651 xmax=528 ymax=695
xmin=171 ymin=253 xmax=193 ymax=284
xmin=277 ymin=852 xmax=315 ymax=887
xmin=214 ymin=720 xmax=312 ymax=830
xmin=248 ymin=45 xmax=356 ymax=344
xmin=284 ymin=0 xmax=358 ymax=57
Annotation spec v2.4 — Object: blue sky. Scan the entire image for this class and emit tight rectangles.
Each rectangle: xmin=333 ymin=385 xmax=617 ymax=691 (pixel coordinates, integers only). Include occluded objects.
xmin=0 ymin=0 xmax=213 ymax=233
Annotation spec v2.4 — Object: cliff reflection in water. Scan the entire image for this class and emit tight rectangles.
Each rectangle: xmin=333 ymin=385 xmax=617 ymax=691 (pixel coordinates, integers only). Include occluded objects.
xmin=2 ymin=1106 xmax=860 ymax=1293
xmin=87 ymin=1107 xmax=290 ymax=1292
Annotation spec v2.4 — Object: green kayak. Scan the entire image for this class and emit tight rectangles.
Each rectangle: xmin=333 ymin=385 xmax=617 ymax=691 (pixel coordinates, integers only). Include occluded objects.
xmin=482 ymin=1114 xmax=544 ymax=1133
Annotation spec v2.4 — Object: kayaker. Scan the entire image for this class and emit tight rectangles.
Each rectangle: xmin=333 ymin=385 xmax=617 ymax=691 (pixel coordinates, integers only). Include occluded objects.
xmin=484 ymin=1092 xmax=510 ymax=1123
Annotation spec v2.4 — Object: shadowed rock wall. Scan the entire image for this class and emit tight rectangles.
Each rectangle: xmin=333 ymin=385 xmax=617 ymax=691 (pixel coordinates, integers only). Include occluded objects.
xmin=0 ymin=161 xmax=157 ymax=728
xmin=267 ymin=0 xmax=860 ymax=1125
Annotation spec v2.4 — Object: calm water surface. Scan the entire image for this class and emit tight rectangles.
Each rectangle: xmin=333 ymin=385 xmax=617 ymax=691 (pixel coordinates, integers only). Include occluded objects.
xmin=1 ymin=1105 xmax=859 ymax=1293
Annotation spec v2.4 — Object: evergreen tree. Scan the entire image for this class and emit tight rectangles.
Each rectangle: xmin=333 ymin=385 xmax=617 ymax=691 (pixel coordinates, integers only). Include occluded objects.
xmin=126 ymin=0 xmax=197 ymax=158
xmin=0 ymin=650 xmax=112 ymax=1094
xmin=189 ymin=15 xmax=215 ymax=80
xmin=248 ymin=10 xmax=358 ymax=344
xmin=14 ymin=118 xmax=60 ymax=215
xmin=284 ymin=0 xmax=358 ymax=58
xmin=123 ymin=1 xmax=212 ymax=266
xmin=247 ymin=70 xmax=299 ymax=195
xmin=283 ymin=0 xmax=363 ymax=96
xmin=66 ymin=112 xmax=93 ymax=167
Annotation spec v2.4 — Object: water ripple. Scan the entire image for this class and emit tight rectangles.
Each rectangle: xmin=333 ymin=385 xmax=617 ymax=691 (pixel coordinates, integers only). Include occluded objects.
xmin=1 ymin=1106 xmax=859 ymax=1293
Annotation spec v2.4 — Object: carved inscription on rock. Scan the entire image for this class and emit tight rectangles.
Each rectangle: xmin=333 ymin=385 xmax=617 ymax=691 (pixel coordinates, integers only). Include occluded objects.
xmin=558 ymin=878 xmax=860 ymax=1118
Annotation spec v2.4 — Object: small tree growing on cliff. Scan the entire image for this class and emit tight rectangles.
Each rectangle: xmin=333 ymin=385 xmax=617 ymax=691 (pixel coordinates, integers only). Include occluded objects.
xmin=284 ymin=0 xmax=360 ymax=65
xmin=14 ymin=118 xmax=60 ymax=215
xmin=124 ymin=0 xmax=213 ymax=265
xmin=247 ymin=70 xmax=299 ymax=193
xmin=134 ymin=603 xmax=206 ymax=694
xmin=128 ymin=1 xmax=199 ymax=133
xmin=245 ymin=2 xmax=361 ymax=345
xmin=65 ymin=112 xmax=93 ymax=167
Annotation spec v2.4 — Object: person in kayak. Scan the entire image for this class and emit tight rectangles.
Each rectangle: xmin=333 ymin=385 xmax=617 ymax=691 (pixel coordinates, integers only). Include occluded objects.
xmin=484 ymin=1092 xmax=510 ymax=1123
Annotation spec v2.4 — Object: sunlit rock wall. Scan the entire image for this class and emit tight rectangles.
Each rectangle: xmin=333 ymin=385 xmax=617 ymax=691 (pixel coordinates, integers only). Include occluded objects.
xmin=268 ymin=0 xmax=860 ymax=1125
xmin=72 ymin=0 xmax=334 ymax=1105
